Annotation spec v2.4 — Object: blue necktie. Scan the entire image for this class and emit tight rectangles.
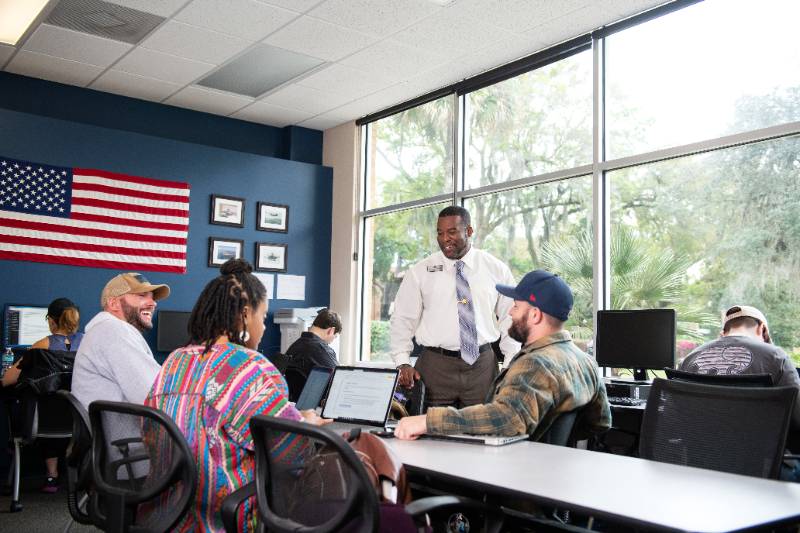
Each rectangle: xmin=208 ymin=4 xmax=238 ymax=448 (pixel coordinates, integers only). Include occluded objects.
xmin=455 ymin=260 xmax=480 ymax=365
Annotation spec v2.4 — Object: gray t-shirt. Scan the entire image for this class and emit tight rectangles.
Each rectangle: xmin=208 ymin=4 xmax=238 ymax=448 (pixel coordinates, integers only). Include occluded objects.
xmin=72 ymin=311 xmax=161 ymax=409
xmin=680 ymin=335 xmax=800 ymax=429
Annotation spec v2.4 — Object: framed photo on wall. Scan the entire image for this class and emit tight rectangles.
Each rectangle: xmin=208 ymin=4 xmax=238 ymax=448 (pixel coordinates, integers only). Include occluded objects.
xmin=255 ymin=242 xmax=287 ymax=272
xmin=257 ymin=202 xmax=289 ymax=233
xmin=210 ymin=195 xmax=245 ymax=227
xmin=208 ymin=237 xmax=244 ymax=267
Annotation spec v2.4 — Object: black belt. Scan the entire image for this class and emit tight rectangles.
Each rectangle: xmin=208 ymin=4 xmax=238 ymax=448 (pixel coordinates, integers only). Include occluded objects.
xmin=423 ymin=343 xmax=492 ymax=358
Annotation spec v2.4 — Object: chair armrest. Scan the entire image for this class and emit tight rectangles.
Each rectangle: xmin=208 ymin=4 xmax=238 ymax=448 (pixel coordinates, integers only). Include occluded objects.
xmin=221 ymin=481 xmax=256 ymax=533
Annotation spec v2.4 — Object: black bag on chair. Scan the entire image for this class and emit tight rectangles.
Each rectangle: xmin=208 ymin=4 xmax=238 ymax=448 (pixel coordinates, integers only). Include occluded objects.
xmin=16 ymin=349 xmax=76 ymax=394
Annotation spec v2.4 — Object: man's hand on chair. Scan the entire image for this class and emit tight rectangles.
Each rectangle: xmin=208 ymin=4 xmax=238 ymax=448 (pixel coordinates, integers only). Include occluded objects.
xmin=397 ymin=364 xmax=420 ymax=388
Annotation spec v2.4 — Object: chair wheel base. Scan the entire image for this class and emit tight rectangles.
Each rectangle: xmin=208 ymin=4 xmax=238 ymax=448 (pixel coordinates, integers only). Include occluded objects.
xmin=10 ymin=501 xmax=22 ymax=512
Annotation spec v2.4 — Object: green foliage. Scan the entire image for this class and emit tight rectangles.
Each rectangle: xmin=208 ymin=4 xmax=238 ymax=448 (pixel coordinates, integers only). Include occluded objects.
xmin=370 ymin=320 xmax=390 ymax=355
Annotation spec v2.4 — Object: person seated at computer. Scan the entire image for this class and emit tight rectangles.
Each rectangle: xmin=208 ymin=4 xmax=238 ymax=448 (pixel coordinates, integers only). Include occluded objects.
xmin=2 ymin=297 xmax=83 ymax=493
xmin=145 ymin=258 xmax=330 ymax=532
xmin=679 ymin=305 xmax=800 ymax=429
xmin=395 ymin=270 xmax=611 ymax=441
xmin=284 ymin=308 xmax=341 ymax=396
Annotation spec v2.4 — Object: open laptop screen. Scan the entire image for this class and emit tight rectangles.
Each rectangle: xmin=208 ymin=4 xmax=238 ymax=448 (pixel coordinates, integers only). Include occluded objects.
xmin=295 ymin=367 xmax=333 ymax=411
xmin=322 ymin=367 xmax=399 ymax=426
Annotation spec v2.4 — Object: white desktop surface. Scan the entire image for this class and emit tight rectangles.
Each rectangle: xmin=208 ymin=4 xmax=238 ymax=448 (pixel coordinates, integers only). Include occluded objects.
xmin=385 ymin=438 xmax=800 ymax=532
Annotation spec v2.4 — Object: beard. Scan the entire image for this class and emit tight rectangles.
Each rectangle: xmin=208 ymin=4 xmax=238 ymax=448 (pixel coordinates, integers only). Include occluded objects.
xmin=508 ymin=315 xmax=529 ymax=344
xmin=120 ymin=299 xmax=153 ymax=331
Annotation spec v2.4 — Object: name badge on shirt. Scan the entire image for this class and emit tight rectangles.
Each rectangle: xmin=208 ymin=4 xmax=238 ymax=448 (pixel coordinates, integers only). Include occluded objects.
xmin=427 ymin=265 xmax=443 ymax=272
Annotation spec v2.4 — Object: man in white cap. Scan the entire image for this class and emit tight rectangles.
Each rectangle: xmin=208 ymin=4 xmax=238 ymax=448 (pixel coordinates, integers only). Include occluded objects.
xmin=72 ymin=272 xmax=170 ymax=410
xmin=679 ymin=304 xmax=800 ymax=428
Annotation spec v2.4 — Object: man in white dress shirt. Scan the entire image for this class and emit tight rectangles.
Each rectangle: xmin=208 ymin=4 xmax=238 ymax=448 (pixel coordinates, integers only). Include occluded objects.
xmin=389 ymin=206 xmax=520 ymax=408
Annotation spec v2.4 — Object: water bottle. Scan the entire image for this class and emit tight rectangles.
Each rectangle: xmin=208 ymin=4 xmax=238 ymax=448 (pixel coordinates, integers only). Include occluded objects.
xmin=1 ymin=347 xmax=14 ymax=377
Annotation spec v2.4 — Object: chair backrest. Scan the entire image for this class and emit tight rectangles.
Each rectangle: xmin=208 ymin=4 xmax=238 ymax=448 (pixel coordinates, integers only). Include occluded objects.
xmin=665 ymin=367 xmax=774 ymax=387
xmin=269 ymin=352 xmax=290 ymax=374
xmin=284 ymin=366 xmax=308 ymax=403
xmin=88 ymin=400 xmax=197 ymax=533
xmin=57 ymin=390 xmax=95 ymax=525
xmin=250 ymin=415 xmax=380 ymax=533
xmin=639 ymin=378 xmax=796 ymax=478
xmin=538 ymin=410 xmax=579 ymax=447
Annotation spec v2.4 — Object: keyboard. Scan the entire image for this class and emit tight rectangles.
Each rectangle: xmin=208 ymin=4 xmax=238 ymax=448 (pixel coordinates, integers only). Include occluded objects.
xmin=607 ymin=396 xmax=646 ymax=406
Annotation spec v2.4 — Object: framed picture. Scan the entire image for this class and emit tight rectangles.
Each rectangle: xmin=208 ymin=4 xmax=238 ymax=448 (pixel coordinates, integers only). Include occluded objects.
xmin=255 ymin=242 xmax=287 ymax=272
xmin=257 ymin=202 xmax=289 ymax=233
xmin=210 ymin=195 xmax=245 ymax=227
xmin=208 ymin=237 xmax=244 ymax=267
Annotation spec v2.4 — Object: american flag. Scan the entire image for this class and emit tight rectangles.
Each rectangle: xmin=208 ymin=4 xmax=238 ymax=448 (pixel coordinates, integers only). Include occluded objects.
xmin=0 ymin=156 xmax=189 ymax=273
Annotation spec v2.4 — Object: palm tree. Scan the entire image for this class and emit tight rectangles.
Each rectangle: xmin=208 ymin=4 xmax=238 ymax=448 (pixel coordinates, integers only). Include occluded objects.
xmin=540 ymin=227 xmax=717 ymax=341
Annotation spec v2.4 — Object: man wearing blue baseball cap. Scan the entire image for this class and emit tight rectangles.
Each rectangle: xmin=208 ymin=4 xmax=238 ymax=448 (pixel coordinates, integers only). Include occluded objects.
xmin=396 ymin=270 xmax=611 ymax=441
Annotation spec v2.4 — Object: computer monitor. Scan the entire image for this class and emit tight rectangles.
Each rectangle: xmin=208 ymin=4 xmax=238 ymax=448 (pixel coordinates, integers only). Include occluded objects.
xmin=156 ymin=310 xmax=191 ymax=352
xmin=595 ymin=309 xmax=676 ymax=381
xmin=3 ymin=304 xmax=49 ymax=349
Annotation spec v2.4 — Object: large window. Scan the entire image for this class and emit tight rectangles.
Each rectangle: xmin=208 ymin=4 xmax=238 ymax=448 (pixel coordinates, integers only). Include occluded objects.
xmin=610 ymin=136 xmax=800 ymax=364
xmin=606 ymin=0 xmax=800 ymax=159
xmin=464 ymin=51 xmax=592 ymax=189
xmin=358 ymin=0 xmax=800 ymax=368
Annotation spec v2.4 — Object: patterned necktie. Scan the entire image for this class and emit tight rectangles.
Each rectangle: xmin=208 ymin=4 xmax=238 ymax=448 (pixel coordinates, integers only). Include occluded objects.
xmin=455 ymin=260 xmax=480 ymax=365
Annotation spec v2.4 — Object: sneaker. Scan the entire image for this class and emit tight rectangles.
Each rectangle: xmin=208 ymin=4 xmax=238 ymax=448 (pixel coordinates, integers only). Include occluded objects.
xmin=41 ymin=476 xmax=58 ymax=494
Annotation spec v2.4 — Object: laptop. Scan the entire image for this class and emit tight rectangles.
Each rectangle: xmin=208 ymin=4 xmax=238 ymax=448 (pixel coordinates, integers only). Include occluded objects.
xmin=294 ymin=366 xmax=333 ymax=411
xmin=321 ymin=366 xmax=399 ymax=428
xmin=421 ymin=433 xmax=528 ymax=446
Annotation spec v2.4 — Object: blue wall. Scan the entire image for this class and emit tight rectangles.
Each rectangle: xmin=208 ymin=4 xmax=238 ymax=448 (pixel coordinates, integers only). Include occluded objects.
xmin=0 ymin=75 xmax=332 ymax=360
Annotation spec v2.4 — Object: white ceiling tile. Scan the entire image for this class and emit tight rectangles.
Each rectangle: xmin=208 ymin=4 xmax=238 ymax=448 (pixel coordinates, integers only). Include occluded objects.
xmin=263 ymin=16 xmax=377 ymax=61
xmin=453 ymin=0 xmax=591 ymax=34
xmin=392 ymin=9 xmax=513 ymax=57
xmin=257 ymin=0 xmax=322 ymax=13
xmin=261 ymin=83 xmax=353 ymax=115
xmin=0 ymin=45 xmax=15 ymax=66
xmin=165 ymin=86 xmax=254 ymax=115
xmin=339 ymin=39 xmax=448 ymax=81
xmin=141 ymin=21 xmax=251 ymax=64
xmin=297 ymin=63 xmax=388 ymax=97
xmin=405 ymin=61 xmax=468 ymax=95
xmin=327 ymin=82 xmax=418 ymax=120
xmin=524 ymin=6 xmax=601 ymax=47
xmin=296 ymin=114 xmax=349 ymax=131
xmin=175 ymin=0 xmax=298 ymax=42
xmin=115 ymin=47 xmax=215 ymax=85
xmin=21 ymin=24 xmax=132 ymax=68
xmin=455 ymin=34 xmax=546 ymax=78
xmin=232 ymin=101 xmax=314 ymax=127
xmin=106 ymin=0 xmax=187 ymax=17
xmin=5 ymin=50 xmax=103 ymax=87
xmin=91 ymin=70 xmax=180 ymax=102
xmin=611 ymin=0 xmax=671 ymax=19
xmin=308 ymin=0 xmax=441 ymax=36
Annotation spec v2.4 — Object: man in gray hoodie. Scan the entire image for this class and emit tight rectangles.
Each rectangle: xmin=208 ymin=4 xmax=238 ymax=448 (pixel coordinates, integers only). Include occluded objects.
xmin=72 ymin=272 xmax=170 ymax=410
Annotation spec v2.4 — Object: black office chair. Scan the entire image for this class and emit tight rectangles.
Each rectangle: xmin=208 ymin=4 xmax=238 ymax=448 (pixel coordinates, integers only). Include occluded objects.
xmin=57 ymin=390 xmax=95 ymax=529
xmin=284 ymin=366 xmax=308 ymax=403
xmin=664 ymin=367 xmax=774 ymax=387
xmin=268 ymin=352 xmax=290 ymax=375
xmin=639 ymin=378 xmax=796 ymax=478
xmin=221 ymin=415 xmax=499 ymax=533
xmin=88 ymin=400 xmax=197 ymax=533
xmin=5 ymin=349 xmax=76 ymax=512
xmin=538 ymin=409 xmax=580 ymax=447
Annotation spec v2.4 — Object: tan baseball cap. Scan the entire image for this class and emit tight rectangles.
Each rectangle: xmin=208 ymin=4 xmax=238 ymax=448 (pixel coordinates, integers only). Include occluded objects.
xmin=101 ymin=273 xmax=170 ymax=308
xmin=722 ymin=305 xmax=768 ymax=329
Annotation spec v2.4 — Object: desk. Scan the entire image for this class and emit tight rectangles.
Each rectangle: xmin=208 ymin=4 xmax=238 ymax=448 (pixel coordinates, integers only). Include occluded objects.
xmin=385 ymin=438 xmax=800 ymax=532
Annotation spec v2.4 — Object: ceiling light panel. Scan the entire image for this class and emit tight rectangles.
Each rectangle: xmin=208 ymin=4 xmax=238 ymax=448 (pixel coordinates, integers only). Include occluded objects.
xmin=45 ymin=0 xmax=165 ymax=44
xmin=0 ymin=0 xmax=49 ymax=45
xmin=197 ymin=43 xmax=324 ymax=98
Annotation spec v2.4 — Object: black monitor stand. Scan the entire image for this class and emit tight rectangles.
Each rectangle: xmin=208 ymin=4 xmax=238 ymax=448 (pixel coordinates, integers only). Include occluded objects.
xmin=633 ymin=368 xmax=648 ymax=382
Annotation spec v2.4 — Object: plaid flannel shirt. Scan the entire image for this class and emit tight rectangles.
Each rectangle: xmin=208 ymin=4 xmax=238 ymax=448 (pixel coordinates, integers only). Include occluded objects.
xmin=425 ymin=331 xmax=611 ymax=440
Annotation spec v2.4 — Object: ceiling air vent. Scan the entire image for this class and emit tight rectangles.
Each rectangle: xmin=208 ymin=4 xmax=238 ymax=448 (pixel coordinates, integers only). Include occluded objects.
xmin=45 ymin=0 xmax=165 ymax=45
